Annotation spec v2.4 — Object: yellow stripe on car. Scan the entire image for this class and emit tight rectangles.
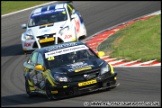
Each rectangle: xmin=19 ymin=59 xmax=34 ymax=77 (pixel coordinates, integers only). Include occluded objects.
xmin=28 ymin=80 xmax=35 ymax=90
xmin=109 ymin=64 xmax=115 ymax=74
xmin=40 ymin=23 xmax=54 ymax=26
xmin=68 ymin=4 xmax=72 ymax=11
xmin=43 ymin=70 xmax=55 ymax=86
xmin=51 ymin=90 xmax=58 ymax=94
xmin=28 ymin=80 xmax=34 ymax=86
xmin=75 ymin=66 xmax=92 ymax=72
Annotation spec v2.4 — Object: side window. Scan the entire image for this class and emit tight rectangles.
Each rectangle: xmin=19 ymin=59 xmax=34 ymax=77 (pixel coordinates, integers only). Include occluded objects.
xmin=28 ymin=52 xmax=38 ymax=64
xmin=31 ymin=52 xmax=38 ymax=64
xmin=37 ymin=53 xmax=44 ymax=66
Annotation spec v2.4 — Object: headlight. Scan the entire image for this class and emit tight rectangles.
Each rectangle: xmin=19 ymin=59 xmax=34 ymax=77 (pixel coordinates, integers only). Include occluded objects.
xmin=59 ymin=26 xmax=69 ymax=35
xmin=101 ymin=63 xmax=110 ymax=75
xmin=54 ymin=74 xmax=69 ymax=82
xmin=25 ymin=29 xmax=34 ymax=40
xmin=25 ymin=35 xmax=34 ymax=40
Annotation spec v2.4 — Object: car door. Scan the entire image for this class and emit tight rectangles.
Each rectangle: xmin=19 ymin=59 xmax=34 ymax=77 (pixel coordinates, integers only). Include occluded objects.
xmin=25 ymin=51 xmax=39 ymax=86
xmin=34 ymin=53 xmax=46 ymax=90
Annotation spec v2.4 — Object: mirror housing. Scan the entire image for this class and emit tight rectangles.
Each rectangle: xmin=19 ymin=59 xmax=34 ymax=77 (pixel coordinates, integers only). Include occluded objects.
xmin=21 ymin=24 xmax=27 ymax=29
xmin=97 ymin=51 xmax=105 ymax=58
xmin=72 ymin=9 xmax=75 ymax=14
xmin=35 ymin=65 xmax=45 ymax=71
xmin=71 ymin=14 xmax=75 ymax=20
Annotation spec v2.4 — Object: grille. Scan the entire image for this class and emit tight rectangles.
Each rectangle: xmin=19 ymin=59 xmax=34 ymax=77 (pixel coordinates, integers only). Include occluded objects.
xmin=40 ymin=41 xmax=55 ymax=47
xmin=33 ymin=42 xmax=38 ymax=48
xmin=37 ymin=33 xmax=56 ymax=40
xmin=32 ymin=36 xmax=64 ymax=48
xmin=69 ymin=68 xmax=100 ymax=82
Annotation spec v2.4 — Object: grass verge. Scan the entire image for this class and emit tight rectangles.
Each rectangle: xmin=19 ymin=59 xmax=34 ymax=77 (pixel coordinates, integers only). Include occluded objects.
xmin=1 ymin=1 xmax=51 ymax=15
xmin=98 ymin=15 xmax=161 ymax=62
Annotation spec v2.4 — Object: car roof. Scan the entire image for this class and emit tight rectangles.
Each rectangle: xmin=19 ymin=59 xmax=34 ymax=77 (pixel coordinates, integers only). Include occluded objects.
xmin=36 ymin=41 xmax=87 ymax=54
xmin=31 ymin=2 xmax=68 ymax=17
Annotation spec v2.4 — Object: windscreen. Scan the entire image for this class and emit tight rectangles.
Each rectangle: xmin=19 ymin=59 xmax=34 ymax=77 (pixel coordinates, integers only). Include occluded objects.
xmin=45 ymin=45 xmax=97 ymax=69
xmin=28 ymin=9 xmax=67 ymax=27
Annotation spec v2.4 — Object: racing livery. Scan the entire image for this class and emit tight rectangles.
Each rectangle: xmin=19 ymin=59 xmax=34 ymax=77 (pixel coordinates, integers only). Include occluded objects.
xmin=21 ymin=2 xmax=87 ymax=52
xmin=23 ymin=42 xmax=117 ymax=100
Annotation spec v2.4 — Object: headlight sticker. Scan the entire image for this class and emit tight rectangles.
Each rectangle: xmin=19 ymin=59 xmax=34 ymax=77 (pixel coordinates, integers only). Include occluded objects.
xmin=68 ymin=62 xmax=93 ymax=72
xmin=62 ymin=11 xmax=66 ymax=14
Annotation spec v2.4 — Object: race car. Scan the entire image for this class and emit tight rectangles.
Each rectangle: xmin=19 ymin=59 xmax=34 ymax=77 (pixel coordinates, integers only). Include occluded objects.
xmin=23 ymin=41 xmax=118 ymax=100
xmin=21 ymin=2 xmax=87 ymax=52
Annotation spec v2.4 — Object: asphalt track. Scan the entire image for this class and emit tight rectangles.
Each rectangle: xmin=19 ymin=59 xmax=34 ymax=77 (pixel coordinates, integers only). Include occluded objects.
xmin=1 ymin=1 xmax=161 ymax=107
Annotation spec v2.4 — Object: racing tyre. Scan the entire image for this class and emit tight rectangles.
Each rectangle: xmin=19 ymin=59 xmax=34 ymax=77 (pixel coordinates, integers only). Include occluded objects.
xmin=25 ymin=79 xmax=35 ymax=97
xmin=109 ymin=80 xmax=117 ymax=89
xmin=45 ymin=80 xmax=56 ymax=100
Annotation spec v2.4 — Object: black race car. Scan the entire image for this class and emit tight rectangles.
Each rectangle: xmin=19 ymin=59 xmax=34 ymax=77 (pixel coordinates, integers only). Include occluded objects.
xmin=23 ymin=41 xmax=117 ymax=100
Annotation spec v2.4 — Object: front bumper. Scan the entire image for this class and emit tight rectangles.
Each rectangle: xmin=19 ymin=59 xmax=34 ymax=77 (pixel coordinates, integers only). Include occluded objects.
xmin=21 ymin=40 xmax=36 ymax=52
xmin=49 ymin=72 xmax=117 ymax=98
xmin=21 ymin=34 xmax=77 ymax=51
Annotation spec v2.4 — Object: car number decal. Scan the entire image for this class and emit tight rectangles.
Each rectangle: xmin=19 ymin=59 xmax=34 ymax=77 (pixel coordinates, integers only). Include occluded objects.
xmin=78 ymin=79 xmax=97 ymax=87
xmin=47 ymin=56 xmax=54 ymax=61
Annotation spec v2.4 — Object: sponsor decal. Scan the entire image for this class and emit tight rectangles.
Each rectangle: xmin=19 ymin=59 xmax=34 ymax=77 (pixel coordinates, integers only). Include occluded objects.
xmin=24 ymin=43 xmax=31 ymax=47
xmin=45 ymin=45 xmax=88 ymax=58
xmin=68 ymin=62 xmax=93 ymax=72
xmin=64 ymin=35 xmax=72 ymax=39
xmin=78 ymin=79 xmax=97 ymax=87
xmin=46 ymin=42 xmax=78 ymax=51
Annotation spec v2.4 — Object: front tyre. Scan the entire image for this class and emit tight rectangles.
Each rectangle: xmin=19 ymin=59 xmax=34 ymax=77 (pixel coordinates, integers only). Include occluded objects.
xmin=45 ymin=80 xmax=56 ymax=100
xmin=25 ymin=79 xmax=35 ymax=97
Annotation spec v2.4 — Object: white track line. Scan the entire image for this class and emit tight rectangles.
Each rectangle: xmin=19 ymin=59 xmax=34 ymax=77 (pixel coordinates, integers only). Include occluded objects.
xmin=114 ymin=59 xmax=141 ymax=67
xmin=1 ymin=1 xmax=57 ymax=18
xmin=108 ymin=59 xmax=125 ymax=65
xmin=103 ymin=58 xmax=117 ymax=62
xmin=129 ymin=60 xmax=157 ymax=67
xmin=152 ymin=63 xmax=161 ymax=66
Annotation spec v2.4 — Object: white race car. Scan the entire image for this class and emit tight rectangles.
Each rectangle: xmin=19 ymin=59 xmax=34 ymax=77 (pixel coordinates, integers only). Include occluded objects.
xmin=21 ymin=2 xmax=87 ymax=52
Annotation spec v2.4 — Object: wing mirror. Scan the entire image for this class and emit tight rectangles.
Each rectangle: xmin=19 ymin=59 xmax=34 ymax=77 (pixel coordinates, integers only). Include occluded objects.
xmin=97 ymin=51 xmax=105 ymax=58
xmin=71 ymin=10 xmax=76 ymax=20
xmin=35 ymin=65 xmax=45 ymax=71
xmin=71 ymin=14 xmax=75 ymax=20
xmin=21 ymin=24 xmax=27 ymax=29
